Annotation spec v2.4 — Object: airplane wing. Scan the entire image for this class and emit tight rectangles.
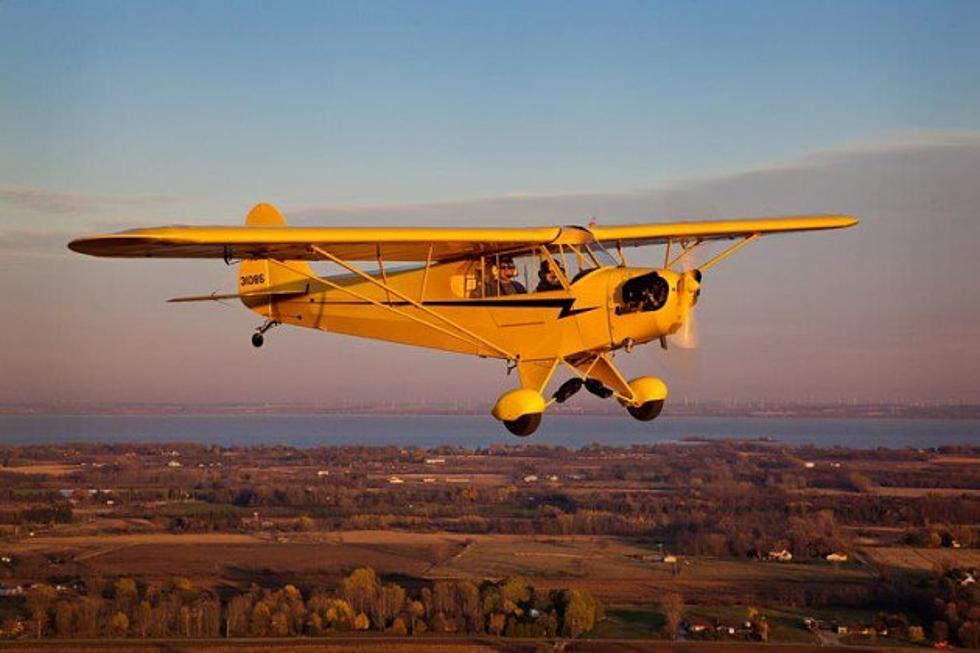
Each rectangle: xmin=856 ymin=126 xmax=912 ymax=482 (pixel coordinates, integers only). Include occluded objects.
xmin=68 ymin=214 xmax=857 ymax=262
xmin=590 ymin=214 xmax=857 ymax=247
xmin=68 ymin=225 xmax=566 ymax=262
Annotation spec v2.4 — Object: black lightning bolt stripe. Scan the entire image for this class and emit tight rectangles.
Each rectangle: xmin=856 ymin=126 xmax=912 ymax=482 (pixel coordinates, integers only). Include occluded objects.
xmin=306 ymin=297 xmax=598 ymax=319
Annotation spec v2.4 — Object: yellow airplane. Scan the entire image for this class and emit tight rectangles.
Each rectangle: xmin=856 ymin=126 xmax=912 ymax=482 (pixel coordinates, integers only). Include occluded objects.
xmin=69 ymin=203 xmax=857 ymax=436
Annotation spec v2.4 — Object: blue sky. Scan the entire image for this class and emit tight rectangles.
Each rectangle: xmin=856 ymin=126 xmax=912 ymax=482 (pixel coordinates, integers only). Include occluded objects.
xmin=1 ymin=1 xmax=979 ymax=404
xmin=3 ymin=0 xmax=979 ymax=217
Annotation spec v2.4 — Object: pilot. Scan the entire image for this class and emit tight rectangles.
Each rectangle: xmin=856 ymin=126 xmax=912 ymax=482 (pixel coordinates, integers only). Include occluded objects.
xmin=536 ymin=259 xmax=564 ymax=292
xmin=485 ymin=256 xmax=526 ymax=296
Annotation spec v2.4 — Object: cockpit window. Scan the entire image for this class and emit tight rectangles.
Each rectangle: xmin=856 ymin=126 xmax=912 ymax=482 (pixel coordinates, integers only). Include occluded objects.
xmin=467 ymin=243 xmax=620 ymax=297
xmin=617 ymin=271 xmax=669 ymax=314
xmin=588 ymin=241 xmax=620 ymax=268
xmin=471 ymin=249 xmax=563 ymax=297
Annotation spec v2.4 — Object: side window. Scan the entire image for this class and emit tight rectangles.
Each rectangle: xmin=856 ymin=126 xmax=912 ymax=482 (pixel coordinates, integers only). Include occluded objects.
xmin=453 ymin=260 xmax=482 ymax=298
xmin=473 ymin=245 xmax=615 ymax=296
xmin=534 ymin=254 xmax=565 ymax=292
xmin=480 ymin=253 xmax=531 ymax=297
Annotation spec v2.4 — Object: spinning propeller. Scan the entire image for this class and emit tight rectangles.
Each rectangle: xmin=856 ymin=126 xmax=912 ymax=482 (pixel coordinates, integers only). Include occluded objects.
xmin=673 ymin=262 xmax=702 ymax=350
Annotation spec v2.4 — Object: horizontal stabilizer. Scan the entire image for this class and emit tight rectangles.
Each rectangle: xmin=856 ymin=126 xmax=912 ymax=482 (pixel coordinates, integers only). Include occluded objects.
xmin=167 ymin=287 xmax=308 ymax=303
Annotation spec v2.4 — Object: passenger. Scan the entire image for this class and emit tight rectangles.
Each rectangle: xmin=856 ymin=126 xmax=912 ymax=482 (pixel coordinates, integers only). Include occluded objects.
xmin=485 ymin=256 xmax=526 ymax=296
xmin=536 ymin=260 xmax=564 ymax=292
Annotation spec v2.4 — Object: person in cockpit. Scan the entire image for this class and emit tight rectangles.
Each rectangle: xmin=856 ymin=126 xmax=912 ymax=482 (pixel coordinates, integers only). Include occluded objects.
xmin=485 ymin=256 xmax=526 ymax=296
xmin=536 ymin=259 xmax=564 ymax=292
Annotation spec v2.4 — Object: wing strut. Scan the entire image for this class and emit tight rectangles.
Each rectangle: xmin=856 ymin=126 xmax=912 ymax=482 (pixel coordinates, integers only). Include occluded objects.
xmin=269 ymin=259 xmax=514 ymax=359
xmin=309 ymin=245 xmax=516 ymax=359
xmin=309 ymin=245 xmax=515 ymax=360
xmin=698 ymin=233 xmax=760 ymax=272
xmin=665 ymin=233 xmax=760 ymax=272
xmin=267 ymin=247 xmax=517 ymax=360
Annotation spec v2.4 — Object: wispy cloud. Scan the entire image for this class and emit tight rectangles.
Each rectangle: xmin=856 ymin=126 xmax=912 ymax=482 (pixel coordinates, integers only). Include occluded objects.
xmin=0 ymin=230 xmax=77 ymax=257
xmin=289 ymin=130 xmax=980 ymax=226
xmin=0 ymin=186 xmax=179 ymax=215
xmin=713 ymin=129 xmax=980 ymax=179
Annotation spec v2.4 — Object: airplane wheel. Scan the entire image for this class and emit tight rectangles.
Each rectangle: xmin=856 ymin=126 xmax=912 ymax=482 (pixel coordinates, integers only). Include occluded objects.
xmin=504 ymin=413 xmax=542 ymax=437
xmin=627 ymin=400 xmax=664 ymax=422
xmin=251 ymin=333 xmax=264 ymax=348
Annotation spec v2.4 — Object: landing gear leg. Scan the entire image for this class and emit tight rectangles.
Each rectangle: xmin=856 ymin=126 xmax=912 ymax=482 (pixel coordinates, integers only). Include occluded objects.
xmin=251 ymin=320 xmax=280 ymax=348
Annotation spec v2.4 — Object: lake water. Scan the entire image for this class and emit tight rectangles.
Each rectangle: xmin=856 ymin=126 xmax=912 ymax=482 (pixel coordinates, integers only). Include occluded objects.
xmin=0 ymin=414 xmax=977 ymax=449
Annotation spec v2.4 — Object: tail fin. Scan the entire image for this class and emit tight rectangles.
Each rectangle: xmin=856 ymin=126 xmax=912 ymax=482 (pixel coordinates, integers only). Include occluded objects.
xmin=238 ymin=203 xmax=313 ymax=314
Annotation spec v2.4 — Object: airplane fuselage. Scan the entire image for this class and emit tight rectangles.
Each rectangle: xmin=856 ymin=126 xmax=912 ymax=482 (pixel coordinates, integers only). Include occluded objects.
xmin=242 ymin=261 xmax=689 ymax=364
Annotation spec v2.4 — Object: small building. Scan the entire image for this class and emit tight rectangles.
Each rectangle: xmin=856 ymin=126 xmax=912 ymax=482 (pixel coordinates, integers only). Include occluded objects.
xmin=803 ymin=461 xmax=815 ymax=469
xmin=0 ymin=584 xmax=24 ymax=597
xmin=167 ymin=460 xmax=182 ymax=468
xmin=316 ymin=470 xmax=330 ymax=477
xmin=425 ymin=458 xmax=446 ymax=465
xmin=422 ymin=477 xmax=436 ymax=483
xmin=686 ymin=620 xmax=711 ymax=633
xmin=826 ymin=552 xmax=848 ymax=563
xmin=768 ymin=549 xmax=793 ymax=562
xmin=523 ymin=475 xmax=538 ymax=483
xmin=388 ymin=476 xmax=404 ymax=484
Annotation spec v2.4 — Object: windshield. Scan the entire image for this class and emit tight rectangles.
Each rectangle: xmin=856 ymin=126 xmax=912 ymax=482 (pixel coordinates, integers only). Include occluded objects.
xmin=588 ymin=241 xmax=620 ymax=267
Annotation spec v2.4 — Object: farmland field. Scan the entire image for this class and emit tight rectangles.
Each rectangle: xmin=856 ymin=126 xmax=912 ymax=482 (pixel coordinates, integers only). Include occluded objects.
xmin=429 ymin=535 xmax=876 ymax=604
xmin=0 ymin=441 xmax=976 ymax=649
xmin=860 ymin=546 xmax=980 ymax=571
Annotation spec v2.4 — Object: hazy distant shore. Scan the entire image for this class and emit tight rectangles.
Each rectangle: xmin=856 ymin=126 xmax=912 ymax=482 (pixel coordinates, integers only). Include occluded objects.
xmin=0 ymin=413 xmax=977 ymax=449
xmin=2 ymin=401 xmax=978 ymax=419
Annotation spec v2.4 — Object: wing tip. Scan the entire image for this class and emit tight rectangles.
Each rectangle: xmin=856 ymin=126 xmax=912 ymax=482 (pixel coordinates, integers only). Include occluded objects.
xmin=823 ymin=214 xmax=859 ymax=230
xmin=67 ymin=237 xmax=96 ymax=255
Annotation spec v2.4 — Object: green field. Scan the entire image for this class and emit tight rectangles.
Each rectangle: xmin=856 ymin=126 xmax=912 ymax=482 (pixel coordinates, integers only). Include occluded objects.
xmin=585 ymin=606 xmax=666 ymax=639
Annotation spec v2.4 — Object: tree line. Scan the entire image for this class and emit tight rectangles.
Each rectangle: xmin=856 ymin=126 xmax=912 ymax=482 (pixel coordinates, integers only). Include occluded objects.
xmin=4 ymin=568 xmax=603 ymax=641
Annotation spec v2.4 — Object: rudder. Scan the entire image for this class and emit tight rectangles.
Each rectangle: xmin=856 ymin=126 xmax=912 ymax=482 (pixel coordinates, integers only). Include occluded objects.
xmin=238 ymin=203 xmax=314 ymax=316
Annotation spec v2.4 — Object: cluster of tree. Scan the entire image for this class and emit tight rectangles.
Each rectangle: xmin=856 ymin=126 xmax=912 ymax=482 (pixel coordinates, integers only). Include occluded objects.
xmin=222 ymin=569 xmax=603 ymax=639
xmin=9 ymin=577 xmax=220 ymax=640
xmin=0 ymin=504 xmax=73 ymax=526
xmin=918 ymin=567 xmax=980 ymax=648
xmin=6 ymin=568 xmax=603 ymax=641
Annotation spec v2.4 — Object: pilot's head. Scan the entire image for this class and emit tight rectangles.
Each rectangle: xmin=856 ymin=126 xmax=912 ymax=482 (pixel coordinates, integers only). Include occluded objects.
xmin=499 ymin=256 xmax=517 ymax=280
xmin=539 ymin=259 xmax=561 ymax=284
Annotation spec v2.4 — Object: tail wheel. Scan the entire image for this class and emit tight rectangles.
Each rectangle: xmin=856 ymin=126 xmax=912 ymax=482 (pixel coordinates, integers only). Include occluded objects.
xmin=251 ymin=333 xmax=264 ymax=348
xmin=627 ymin=400 xmax=664 ymax=422
xmin=503 ymin=413 xmax=542 ymax=436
